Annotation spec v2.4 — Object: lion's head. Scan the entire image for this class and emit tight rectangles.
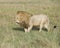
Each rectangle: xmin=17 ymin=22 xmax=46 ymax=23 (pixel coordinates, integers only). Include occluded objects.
xmin=16 ymin=11 xmax=33 ymax=28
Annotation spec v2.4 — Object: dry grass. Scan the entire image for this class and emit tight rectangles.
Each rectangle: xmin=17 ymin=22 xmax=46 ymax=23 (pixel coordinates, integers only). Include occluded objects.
xmin=0 ymin=0 xmax=60 ymax=48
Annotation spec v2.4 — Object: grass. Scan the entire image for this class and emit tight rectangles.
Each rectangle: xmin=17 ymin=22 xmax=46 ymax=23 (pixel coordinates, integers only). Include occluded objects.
xmin=0 ymin=0 xmax=60 ymax=48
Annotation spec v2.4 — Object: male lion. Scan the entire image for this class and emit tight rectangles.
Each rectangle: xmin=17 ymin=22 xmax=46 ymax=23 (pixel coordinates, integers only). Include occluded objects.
xmin=16 ymin=11 xmax=33 ymax=32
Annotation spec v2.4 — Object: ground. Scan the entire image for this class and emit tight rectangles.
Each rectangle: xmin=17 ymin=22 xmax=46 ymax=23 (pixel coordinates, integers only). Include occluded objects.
xmin=0 ymin=0 xmax=60 ymax=48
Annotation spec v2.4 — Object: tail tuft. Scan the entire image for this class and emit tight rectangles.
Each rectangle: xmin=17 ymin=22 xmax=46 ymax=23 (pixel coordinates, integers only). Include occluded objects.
xmin=54 ymin=25 xmax=56 ymax=28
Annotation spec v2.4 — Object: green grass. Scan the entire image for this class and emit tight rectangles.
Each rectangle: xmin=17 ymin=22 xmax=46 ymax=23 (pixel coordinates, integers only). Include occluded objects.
xmin=0 ymin=0 xmax=60 ymax=48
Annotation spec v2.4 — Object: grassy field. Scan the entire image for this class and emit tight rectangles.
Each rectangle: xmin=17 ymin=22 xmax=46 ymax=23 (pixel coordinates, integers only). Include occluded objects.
xmin=0 ymin=0 xmax=60 ymax=48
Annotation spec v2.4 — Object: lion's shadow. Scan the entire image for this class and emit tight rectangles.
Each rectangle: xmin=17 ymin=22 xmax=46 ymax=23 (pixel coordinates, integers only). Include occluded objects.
xmin=13 ymin=27 xmax=24 ymax=32
xmin=13 ymin=26 xmax=47 ymax=32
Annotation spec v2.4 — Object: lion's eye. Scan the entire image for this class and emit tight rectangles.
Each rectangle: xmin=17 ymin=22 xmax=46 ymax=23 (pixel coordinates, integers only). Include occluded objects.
xmin=17 ymin=17 xmax=18 ymax=19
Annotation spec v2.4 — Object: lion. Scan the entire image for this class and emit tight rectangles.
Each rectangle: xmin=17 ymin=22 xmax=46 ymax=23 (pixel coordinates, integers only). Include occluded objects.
xmin=16 ymin=11 xmax=33 ymax=32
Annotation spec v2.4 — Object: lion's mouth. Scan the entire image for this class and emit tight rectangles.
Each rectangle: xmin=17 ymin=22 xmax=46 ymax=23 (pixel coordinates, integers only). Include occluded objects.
xmin=16 ymin=22 xmax=20 ymax=24
xmin=16 ymin=21 xmax=24 ymax=24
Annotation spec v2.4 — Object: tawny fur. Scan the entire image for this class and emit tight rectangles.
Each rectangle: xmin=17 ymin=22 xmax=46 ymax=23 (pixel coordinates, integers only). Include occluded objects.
xmin=16 ymin=11 xmax=33 ymax=30
xmin=28 ymin=14 xmax=49 ymax=32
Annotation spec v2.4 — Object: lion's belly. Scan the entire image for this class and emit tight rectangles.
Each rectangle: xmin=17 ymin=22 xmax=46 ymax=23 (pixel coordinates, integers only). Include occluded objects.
xmin=32 ymin=19 xmax=41 ymax=26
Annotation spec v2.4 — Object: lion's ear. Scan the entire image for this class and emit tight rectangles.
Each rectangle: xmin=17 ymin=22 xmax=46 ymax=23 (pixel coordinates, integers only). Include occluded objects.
xmin=17 ymin=11 xmax=20 ymax=14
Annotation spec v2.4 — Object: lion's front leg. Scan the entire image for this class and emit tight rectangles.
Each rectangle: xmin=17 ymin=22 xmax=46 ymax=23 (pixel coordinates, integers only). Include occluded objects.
xmin=24 ymin=28 xmax=28 ymax=33
xmin=28 ymin=25 xmax=33 ymax=32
